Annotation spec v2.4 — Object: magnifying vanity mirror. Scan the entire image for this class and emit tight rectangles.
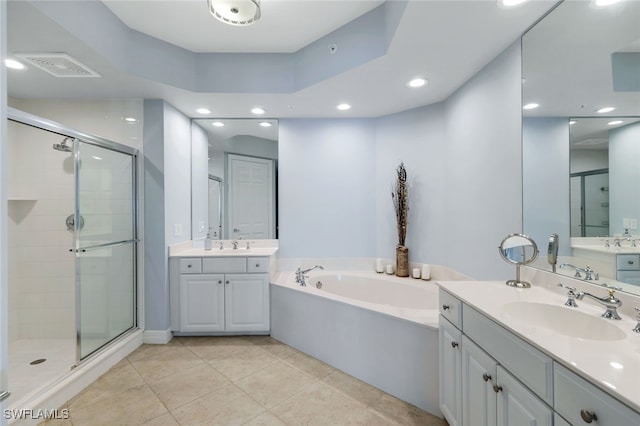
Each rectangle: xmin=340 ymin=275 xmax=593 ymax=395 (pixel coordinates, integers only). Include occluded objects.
xmin=191 ymin=118 xmax=278 ymax=241
xmin=499 ymin=233 xmax=539 ymax=288
xmin=522 ymin=0 xmax=640 ymax=295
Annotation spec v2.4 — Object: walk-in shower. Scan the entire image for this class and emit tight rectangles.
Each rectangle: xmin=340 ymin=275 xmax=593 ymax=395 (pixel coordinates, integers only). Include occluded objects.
xmin=5 ymin=108 xmax=139 ymax=409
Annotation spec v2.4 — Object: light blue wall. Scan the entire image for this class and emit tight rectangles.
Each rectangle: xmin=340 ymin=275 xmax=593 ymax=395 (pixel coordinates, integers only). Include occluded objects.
xmin=610 ymin=122 xmax=640 ymax=235
xmin=278 ymin=119 xmax=377 ymax=258
xmin=523 ymin=117 xmax=571 ymax=255
xmin=144 ymin=100 xmax=192 ymax=331
xmin=278 ymin=42 xmax=523 ymax=280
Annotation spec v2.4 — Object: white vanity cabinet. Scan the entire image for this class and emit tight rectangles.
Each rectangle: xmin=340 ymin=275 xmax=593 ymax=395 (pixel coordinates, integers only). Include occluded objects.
xmin=171 ymin=256 xmax=270 ymax=334
xmin=439 ymin=289 xmax=553 ymax=426
xmin=616 ymin=254 xmax=640 ymax=285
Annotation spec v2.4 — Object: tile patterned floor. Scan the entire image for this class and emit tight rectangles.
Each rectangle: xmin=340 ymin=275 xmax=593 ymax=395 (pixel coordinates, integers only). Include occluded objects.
xmin=41 ymin=336 xmax=447 ymax=426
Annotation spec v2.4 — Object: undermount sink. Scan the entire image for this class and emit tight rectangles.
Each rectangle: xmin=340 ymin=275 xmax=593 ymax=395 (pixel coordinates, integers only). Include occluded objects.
xmin=502 ymin=301 xmax=626 ymax=341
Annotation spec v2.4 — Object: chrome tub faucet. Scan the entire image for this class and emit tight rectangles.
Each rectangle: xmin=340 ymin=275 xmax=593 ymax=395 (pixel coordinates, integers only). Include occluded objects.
xmin=295 ymin=265 xmax=324 ymax=286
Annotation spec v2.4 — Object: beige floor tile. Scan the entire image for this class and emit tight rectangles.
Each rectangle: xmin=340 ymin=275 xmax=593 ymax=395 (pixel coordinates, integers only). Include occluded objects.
xmin=127 ymin=340 xmax=184 ymax=363
xmin=142 ymin=413 xmax=179 ymax=426
xmin=374 ymin=393 xmax=447 ymax=426
xmin=242 ymin=411 xmax=287 ymax=426
xmin=177 ymin=335 xmax=257 ymax=348
xmin=171 ymin=383 xmax=265 ymax=426
xmin=251 ymin=337 xmax=300 ymax=360
xmin=271 ymin=382 xmax=388 ymax=426
xmin=322 ymin=370 xmax=385 ymax=407
xmin=129 ymin=346 xmax=205 ymax=383
xmin=37 ymin=407 xmax=72 ymax=426
xmin=67 ymin=359 xmax=145 ymax=410
xmin=197 ymin=345 xmax=279 ymax=381
xmin=69 ymin=383 xmax=168 ymax=426
xmin=148 ymin=362 xmax=231 ymax=410
xmin=283 ymin=351 xmax=335 ymax=379
xmin=235 ymin=361 xmax=318 ymax=409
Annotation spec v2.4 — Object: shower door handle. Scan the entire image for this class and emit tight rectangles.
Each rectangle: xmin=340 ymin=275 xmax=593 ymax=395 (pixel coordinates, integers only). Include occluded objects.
xmin=0 ymin=390 xmax=10 ymax=402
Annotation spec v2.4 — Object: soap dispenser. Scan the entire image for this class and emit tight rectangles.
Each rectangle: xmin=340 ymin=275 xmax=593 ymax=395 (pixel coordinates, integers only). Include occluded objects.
xmin=204 ymin=233 xmax=213 ymax=251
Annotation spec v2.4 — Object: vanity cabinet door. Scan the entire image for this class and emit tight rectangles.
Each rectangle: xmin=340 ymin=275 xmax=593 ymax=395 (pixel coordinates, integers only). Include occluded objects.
xmin=225 ymin=273 xmax=269 ymax=332
xmin=179 ymin=274 xmax=225 ymax=332
xmin=496 ymin=366 xmax=552 ymax=426
xmin=439 ymin=316 xmax=462 ymax=426
xmin=462 ymin=336 xmax=497 ymax=426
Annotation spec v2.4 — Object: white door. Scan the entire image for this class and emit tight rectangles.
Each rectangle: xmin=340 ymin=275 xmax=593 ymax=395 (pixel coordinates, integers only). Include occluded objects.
xmin=225 ymin=273 xmax=269 ymax=332
xmin=496 ymin=366 xmax=553 ymax=426
xmin=228 ymin=154 xmax=274 ymax=239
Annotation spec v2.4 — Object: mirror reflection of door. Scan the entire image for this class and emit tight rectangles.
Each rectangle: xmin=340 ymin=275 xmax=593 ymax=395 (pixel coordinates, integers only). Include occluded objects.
xmin=227 ymin=154 xmax=275 ymax=239
xmin=570 ymin=170 xmax=609 ymax=237
xmin=208 ymin=176 xmax=222 ymax=239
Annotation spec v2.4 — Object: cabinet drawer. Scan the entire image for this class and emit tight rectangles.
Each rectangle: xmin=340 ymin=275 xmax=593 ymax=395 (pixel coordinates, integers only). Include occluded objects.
xmin=554 ymin=413 xmax=571 ymax=426
xmin=180 ymin=258 xmax=202 ymax=274
xmin=617 ymin=254 xmax=640 ymax=271
xmin=554 ymin=363 xmax=640 ymax=425
xmin=247 ymin=257 xmax=269 ymax=273
xmin=616 ymin=270 xmax=640 ymax=285
xmin=463 ymin=304 xmax=553 ymax=405
xmin=202 ymin=257 xmax=247 ymax=273
xmin=439 ymin=289 xmax=463 ymax=329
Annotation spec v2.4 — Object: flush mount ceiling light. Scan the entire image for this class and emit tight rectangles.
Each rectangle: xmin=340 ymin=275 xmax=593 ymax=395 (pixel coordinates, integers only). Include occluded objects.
xmin=407 ymin=78 xmax=428 ymax=88
xmin=523 ymin=103 xmax=539 ymax=110
xmin=208 ymin=0 xmax=261 ymax=26
xmin=336 ymin=103 xmax=352 ymax=111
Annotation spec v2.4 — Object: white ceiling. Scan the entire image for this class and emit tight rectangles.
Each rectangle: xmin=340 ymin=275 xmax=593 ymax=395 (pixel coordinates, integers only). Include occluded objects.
xmin=6 ymin=0 xmax=559 ymax=123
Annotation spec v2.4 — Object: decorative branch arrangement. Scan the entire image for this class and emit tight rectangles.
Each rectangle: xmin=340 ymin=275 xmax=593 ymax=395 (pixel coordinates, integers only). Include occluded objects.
xmin=392 ymin=162 xmax=409 ymax=247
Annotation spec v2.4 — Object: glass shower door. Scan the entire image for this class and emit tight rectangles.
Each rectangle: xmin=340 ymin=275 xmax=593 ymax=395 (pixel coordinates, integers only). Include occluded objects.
xmin=74 ymin=141 xmax=136 ymax=359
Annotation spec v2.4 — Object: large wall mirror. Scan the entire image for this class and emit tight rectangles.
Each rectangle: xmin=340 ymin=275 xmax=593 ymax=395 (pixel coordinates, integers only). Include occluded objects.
xmin=191 ymin=118 xmax=278 ymax=241
xmin=522 ymin=0 xmax=640 ymax=295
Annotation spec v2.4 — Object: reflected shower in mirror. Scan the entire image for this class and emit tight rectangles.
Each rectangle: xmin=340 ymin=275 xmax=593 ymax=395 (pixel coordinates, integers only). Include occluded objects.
xmin=191 ymin=118 xmax=278 ymax=240
xmin=522 ymin=0 xmax=640 ymax=294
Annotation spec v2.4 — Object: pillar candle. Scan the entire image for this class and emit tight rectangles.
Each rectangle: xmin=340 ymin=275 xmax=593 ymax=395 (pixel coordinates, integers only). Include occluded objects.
xmin=412 ymin=268 xmax=421 ymax=279
xmin=421 ymin=264 xmax=431 ymax=280
xmin=375 ymin=258 xmax=384 ymax=273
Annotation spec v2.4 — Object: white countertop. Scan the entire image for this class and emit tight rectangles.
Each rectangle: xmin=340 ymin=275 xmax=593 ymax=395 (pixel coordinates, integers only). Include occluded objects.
xmin=573 ymin=244 xmax=640 ymax=255
xmin=170 ymin=246 xmax=278 ymax=257
xmin=436 ymin=280 xmax=640 ymax=413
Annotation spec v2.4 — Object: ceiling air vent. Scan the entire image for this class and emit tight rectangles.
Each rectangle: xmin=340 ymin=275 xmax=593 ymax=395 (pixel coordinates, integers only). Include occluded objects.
xmin=15 ymin=53 xmax=101 ymax=78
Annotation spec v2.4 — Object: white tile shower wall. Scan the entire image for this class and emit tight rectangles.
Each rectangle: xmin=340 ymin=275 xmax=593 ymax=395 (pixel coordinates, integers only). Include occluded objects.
xmin=7 ymin=120 xmax=75 ymax=342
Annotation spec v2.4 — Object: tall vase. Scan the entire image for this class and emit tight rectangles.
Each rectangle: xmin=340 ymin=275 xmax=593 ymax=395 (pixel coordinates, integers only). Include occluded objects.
xmin=396 ymin=245 xmax=409 ymax=277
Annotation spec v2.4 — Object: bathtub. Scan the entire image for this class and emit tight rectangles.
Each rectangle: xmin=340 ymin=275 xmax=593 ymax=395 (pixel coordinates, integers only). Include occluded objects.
xmin=270 ymin=269 xmax=447 ymax=417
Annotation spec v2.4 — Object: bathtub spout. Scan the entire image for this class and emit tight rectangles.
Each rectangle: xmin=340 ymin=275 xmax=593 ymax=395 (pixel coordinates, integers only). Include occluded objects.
xmin=295 ymin=265 xmax=324 ymax=286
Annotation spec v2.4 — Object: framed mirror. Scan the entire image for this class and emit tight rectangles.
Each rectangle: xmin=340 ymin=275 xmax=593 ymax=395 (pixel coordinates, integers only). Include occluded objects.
xmin=191 ymin=118 xmax=278 ymax=240
xmin=522 ymin=0 xmax=640 ymax=294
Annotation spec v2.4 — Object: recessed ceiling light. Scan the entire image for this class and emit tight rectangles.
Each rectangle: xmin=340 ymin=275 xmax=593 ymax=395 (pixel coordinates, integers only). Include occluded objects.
xmin=569 ymin=120 xmax=577 ymax=125
xmin=251 ymin=107 xmax=265 ymax=115
xmin=597 ymin=107 xmax=615 ymax=113
xmin=91 ymin=156 xmax=102 ymax=161
xmin=259 ymin=122 xmax=272 ymax=127
xmin=523 ymin=103 xmax=539 ymax=110
xmin=5 ymin=58 xmax=26 ymax=70
xmin=609 ymin=361 xmax=624 ymax=370
xmin=124 ymin=117 xmax=137 ymax=123
xmin=499 ymin=0 xmax=529 ymax=7
xmin=336 ymin=103 xmax=352 ymax=111
xmin=595 ymin=0 xmax=621 ymax=6
xmin=196 ymin=108 xmax=211 ymax=114
xmin=608 ymin=120 xmax=623 ymax=126
xmin=212 ymin=121 xmax=225 ymax=127
xmin=407 ymin=78 xmax=428 ymax=88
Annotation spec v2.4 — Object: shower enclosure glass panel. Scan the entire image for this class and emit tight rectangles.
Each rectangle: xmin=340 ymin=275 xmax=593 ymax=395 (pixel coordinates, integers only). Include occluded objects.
xmin=570 ymin=170 xmax=610 ymax=237
xmin=75 ymin=142 xmax=136 ymax=359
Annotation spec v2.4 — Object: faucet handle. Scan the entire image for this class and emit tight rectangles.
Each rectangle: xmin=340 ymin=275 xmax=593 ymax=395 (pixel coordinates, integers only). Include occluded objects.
xmin=557 ymin=283 xmax=576 ymax=291
xmin=598 ymin=282 xmax=622 ymax=291
xmin=558 ymin=283 xmax=579 ymax=307
xmin=633 ymin=307 xmax=640 ymax=333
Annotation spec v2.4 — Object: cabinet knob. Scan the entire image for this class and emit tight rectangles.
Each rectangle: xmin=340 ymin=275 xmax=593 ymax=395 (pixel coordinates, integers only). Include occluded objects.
xmin=218 ymin=280 xmax=222 ymax=285
xmin=580 ymin=409 xmax=597 ymax=423
xmin=442 ymin=305 xmax=450 ymax=310
xmin=482 ymin=373 xmax=492 ymax=382
xmin=255 ymin=263 xmax=260 ymax=268
xmin=187 ymin=264 xmax=192 ymax=268
xmin=492 ymin=384 xmax=502 ymax=393
xmin=451 ymin=341 xmax=459 ymax=348
xmin=225 ymin=280 xmax=230 ymax=285
xmin=628 ymin=260 xmax=635 ymax=265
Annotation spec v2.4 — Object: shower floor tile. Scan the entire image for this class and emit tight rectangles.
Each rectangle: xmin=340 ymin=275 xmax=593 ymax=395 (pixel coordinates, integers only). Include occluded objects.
xmin=8 ymin=338 xmax=76 ymax=407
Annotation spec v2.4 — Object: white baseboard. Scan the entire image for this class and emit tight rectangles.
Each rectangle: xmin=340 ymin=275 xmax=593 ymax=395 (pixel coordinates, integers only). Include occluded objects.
xmin=142 ymin=328 xmax=173 ymax=344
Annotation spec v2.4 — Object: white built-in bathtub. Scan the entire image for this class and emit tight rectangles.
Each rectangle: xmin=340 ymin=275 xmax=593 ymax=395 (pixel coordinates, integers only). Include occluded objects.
xmin=270 ymin=269 xmax=457 ymax=417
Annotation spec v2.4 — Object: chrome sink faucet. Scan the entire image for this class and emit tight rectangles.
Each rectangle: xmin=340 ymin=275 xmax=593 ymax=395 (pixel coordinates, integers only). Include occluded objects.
xmin=558 ymin=263 xmax=597 ymax=280
xmin=577 ymin=288 xmax=623 ymax=320
xmin=295 ymin=265 xmax=324 ymax=286
xmin=232 ymin=240 xmax=238 ymax=249
xmin=557 ymin=283 xmax=579 ymax=307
